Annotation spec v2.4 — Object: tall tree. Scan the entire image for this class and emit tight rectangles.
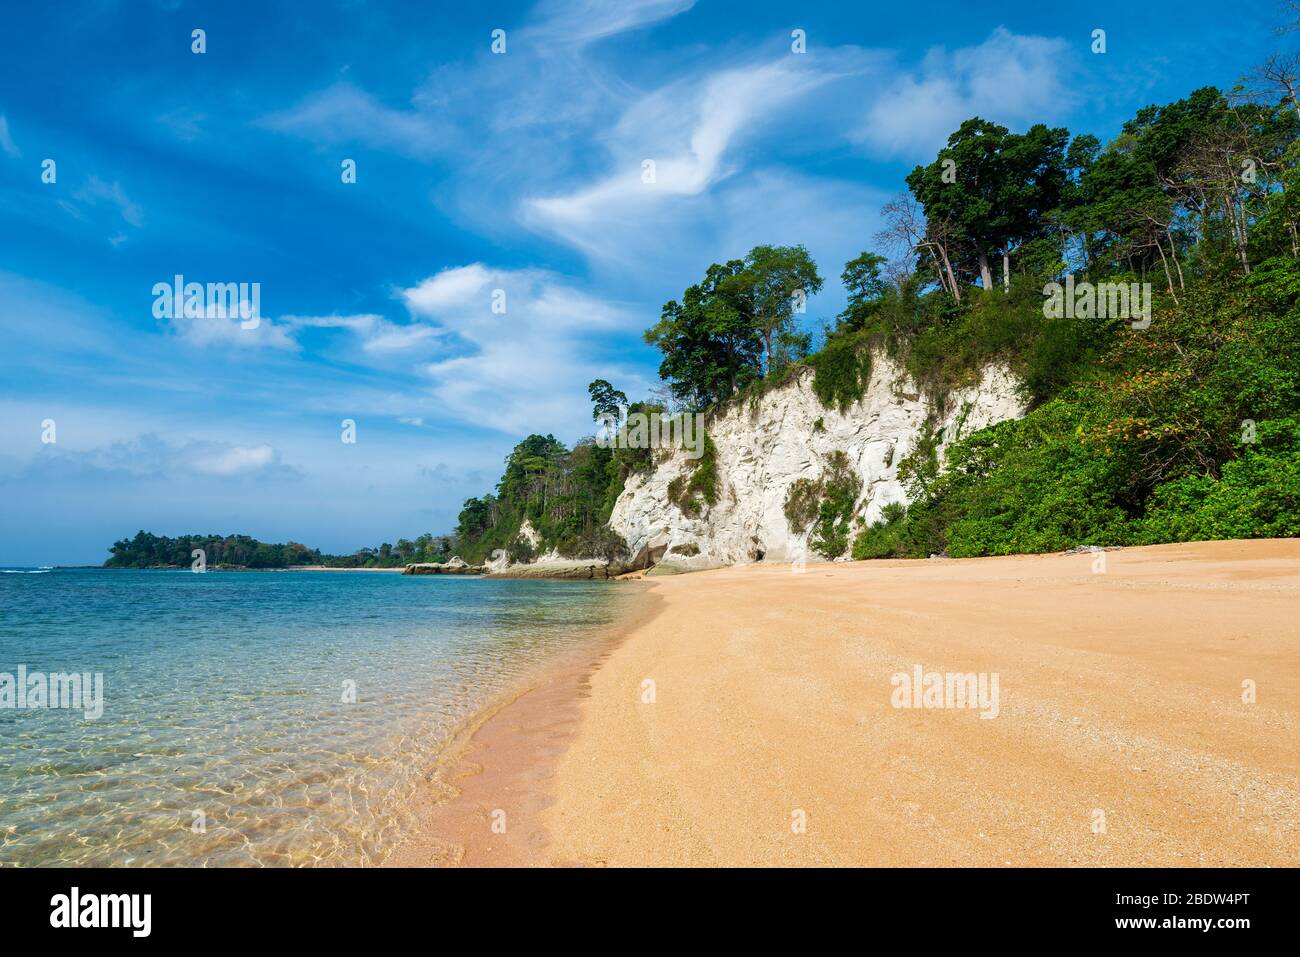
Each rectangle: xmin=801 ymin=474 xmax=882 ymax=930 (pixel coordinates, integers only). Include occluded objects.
xmin=644 ymin=260 xmax=763 ymax=408
xmin=740 ymin=244 xmax=823 ymax=374
xmin=836 ymin=251 xmax=891 ymax=331
xmin=587 ymin=379 xmax=628 ymax=421
xmin=906 ymin=118 xmax=1069 ymax=289
xmin=878 ymin=194 xmax=963 ymax=300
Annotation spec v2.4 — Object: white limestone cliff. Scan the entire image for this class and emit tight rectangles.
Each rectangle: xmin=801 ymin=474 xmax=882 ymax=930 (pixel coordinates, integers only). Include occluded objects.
xmin=608 ymin=352 xmax=1026 ymax=571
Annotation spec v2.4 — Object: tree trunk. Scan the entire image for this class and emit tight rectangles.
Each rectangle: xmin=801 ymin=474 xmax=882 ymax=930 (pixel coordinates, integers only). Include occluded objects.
xmin=1001 ymin=250 xmax=1010 ymax=290
xmin=1285 ymin=78 xmax=1300 ymax=123
xmin=923 ymin=245 xmax=950 ymax=297
xmin=936 ymin=242 xmax=961 ymax=302
xmin=1166 ymin=229 xmax=1185 ymax=290
xmin=977 ymin=250 xmax=993 ymax=289
xmin=1226 ymin=194 xmax=1250 ymax=275
xmin=1154 ymin=236 xmax=1178 ymax=304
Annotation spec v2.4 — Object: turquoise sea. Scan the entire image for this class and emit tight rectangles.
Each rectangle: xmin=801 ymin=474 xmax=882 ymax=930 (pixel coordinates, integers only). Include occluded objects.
xmin=0 ymin=568 xmax=637 ymax=867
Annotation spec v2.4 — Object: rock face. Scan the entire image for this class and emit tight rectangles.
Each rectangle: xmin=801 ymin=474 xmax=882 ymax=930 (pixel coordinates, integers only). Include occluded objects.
xmin=608 ymin=353 xmax=1026 ymax=571
xmin=486 ymin=559 xmax=627 ymax=580
xmin=403 ymin=557 xmax=484 ymax=575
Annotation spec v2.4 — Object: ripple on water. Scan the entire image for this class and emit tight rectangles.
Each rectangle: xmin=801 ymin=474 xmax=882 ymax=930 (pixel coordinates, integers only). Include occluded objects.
xmin=0 ymin=570 xmax=638 ymax=866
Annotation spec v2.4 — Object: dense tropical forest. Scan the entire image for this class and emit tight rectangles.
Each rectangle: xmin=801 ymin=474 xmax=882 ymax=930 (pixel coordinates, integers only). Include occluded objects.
xmin=450 ymin=28 xmax=1300 ymax=564
xmin=108 ymin=25 xmax=1300 ymax=568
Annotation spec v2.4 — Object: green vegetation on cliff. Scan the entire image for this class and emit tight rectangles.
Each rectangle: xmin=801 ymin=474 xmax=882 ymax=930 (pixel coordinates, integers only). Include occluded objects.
xmin=855 ymin=263 xmax=1300 ymax=558
xmin=448 ymin=383 xmax=664 ymax=564
xmin=432 ymin=35 xmax=1300 ymax=565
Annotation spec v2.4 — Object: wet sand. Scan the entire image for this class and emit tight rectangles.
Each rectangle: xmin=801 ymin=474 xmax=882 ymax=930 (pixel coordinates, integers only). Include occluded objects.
xmin=382 ymin=584 xmax=662 ymax=866
xmin=388 ymin=540 xmax=1300 ymax=867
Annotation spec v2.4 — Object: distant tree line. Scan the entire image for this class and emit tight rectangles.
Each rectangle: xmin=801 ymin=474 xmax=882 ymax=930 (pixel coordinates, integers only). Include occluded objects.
xmin=104 ymin=530 xmax=455 ymax=569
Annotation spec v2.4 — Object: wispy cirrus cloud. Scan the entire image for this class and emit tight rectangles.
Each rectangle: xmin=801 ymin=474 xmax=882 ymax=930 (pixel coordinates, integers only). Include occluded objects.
xmin=259 ymin=83 xmax=445 ymax=159
xmin=169 ymin=311 xmax=447 ymax=356
xmin=73 ymin=175 xmax=144 ymax=227
xmin=169 ymin=314 xmax=299 ymax=351
xmin=518 ymin=51 xmax=878 ymax=274
xmin=0 ymin=114 xmax=19 ymax=157
xmin=19 ymin=433 xmax=294 ymax=481
xmin=524 ymin=0 xmax=697 ymax=43
xmin=156 ymin=107 xmax=206 ymax=143
xmin=254 ymin=0 xmax=905 ymax=314
xmin=524 ymin=59 xmax=834 ymax=236
xmin=57 ymin=175 xmax=145 ymax=246
xmin=285 ymin=313 xmax=446 ymax=354
xmin=256 ymin=0 xmax=666 ymax=163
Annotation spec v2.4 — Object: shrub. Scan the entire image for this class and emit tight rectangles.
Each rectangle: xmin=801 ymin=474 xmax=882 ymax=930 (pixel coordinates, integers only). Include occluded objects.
xmin=852 ymin=502 xmax=909 ymax=559
xmin=556 ymin=526 xmax=631 ymax=562
xmin=783 ymin=477 xmax=822 ymax=533
xmin=506 ymin=535 xmax=537 ymax=564
xmin=810 ymin=330 xmax=873 ymax=412
xmin=668 ymin=434 xmax=719 ymax=517
xmin=810 ymin=452 xmax=864 ymax=558
xmin=1139 ymin=419 xmax=1300 ymax=542
xmin=784 ymin=451 xmax=864 ymax=558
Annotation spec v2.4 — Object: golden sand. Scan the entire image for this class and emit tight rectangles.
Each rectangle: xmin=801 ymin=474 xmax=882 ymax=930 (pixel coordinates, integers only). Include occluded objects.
xmin=391 ymin=540 xmax=1300 ymax=867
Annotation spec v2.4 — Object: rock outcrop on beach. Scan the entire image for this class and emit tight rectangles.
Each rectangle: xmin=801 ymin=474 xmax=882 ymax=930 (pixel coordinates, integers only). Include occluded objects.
xmin=486 ymin=559 xmax=628 ymax=580
xmin=402 ymin=557 xmax=484 ymax=575
xmin=607 ymin=352 xmax=1024 ymax=572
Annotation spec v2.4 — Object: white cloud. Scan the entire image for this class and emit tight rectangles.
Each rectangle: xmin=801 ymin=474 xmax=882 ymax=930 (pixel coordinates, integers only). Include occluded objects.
xmin=360 ymin=324 xmax=441 ymax=353
xmin=526 ymin=0 xmax=696 ymax=43
xmin=186 ymin=443 xmax=277 ymax=476
xmin=523 ymin=58 xmax=838 ymax=253
xmin=171 ymin=314 xmax=299 ymax=351
xmin=19 ymin=434 xmax=290 ymax=481
xmin=157 ymin=107 xmax=206 ymax=142
xmin=283 ymin=313 xmax=445 ymax=354
xmin=259 ymin=83 xmax=444 ymax=158
xmin=401 ymin=264 xmax=645 ymax=434
xmin=401 ymin=265 xmax=493 ymax=315
xmin=74 ymin=176 xmax=144 ymax=227
xmin=856 ymin=28 xmax=1076 ymax=159
xmin=0 ymin=115 xmax=19 ymax=158
xmin=167 ymin=311 xmax=447 ymax=356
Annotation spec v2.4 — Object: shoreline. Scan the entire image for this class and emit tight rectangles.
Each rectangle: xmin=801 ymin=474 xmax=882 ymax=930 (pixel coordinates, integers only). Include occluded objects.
xmin=382 ymin=579 xmax=663 ymax=866
xmin=389 ymin=538 xmax=1300 ymax=867
xmin=51 ymin=565 xmax=410 ymax=572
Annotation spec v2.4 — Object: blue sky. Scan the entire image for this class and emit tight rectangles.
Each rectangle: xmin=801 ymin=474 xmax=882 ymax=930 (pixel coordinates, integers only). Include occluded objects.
xmin=0 ymin=0 xmax=1287 ymax=564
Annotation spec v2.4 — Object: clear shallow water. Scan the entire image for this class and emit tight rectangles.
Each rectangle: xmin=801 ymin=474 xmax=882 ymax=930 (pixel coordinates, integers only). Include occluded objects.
xmin=0 ymin=568 xmax=637 ymax=867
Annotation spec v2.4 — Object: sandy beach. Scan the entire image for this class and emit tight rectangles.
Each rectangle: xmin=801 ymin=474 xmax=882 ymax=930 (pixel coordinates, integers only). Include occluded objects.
xmin=390 ymin=539 xmax=1300 ymax=867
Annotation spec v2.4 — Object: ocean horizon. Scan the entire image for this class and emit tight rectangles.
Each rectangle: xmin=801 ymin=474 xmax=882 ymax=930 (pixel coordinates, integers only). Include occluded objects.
xmin=0 ymin=567 xmax=638 ymax=867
